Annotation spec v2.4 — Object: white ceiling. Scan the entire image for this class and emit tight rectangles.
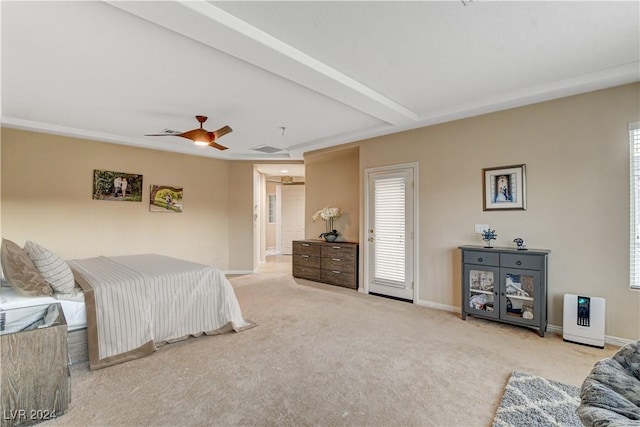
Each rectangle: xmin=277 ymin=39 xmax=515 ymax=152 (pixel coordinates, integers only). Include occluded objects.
xmin=2 ymin=1 xmax=638 ymax=161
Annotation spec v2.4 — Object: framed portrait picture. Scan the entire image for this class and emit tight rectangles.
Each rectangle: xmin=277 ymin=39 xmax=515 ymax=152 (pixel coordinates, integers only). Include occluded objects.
xmin=92 ymin=170 xmax=143 ymax=202
xmin=483 ymin=164 xmax=526 ymax=211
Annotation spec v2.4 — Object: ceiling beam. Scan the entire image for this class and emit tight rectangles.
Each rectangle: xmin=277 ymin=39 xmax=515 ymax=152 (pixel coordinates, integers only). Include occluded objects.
xmin=104 ymin=0 xmax=418 ymax=126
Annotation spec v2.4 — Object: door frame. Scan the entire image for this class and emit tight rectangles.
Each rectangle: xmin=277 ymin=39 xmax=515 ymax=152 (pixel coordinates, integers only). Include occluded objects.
xmin=362 ymin=162 xmax=419 ymax=303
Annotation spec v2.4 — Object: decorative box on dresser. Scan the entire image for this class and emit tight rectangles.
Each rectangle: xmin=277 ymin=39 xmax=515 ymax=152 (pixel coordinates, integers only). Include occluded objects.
xmin=1 ymin=303 xmax=70 ymax=427
xmin=292 ymin=240 xmax=359 ymax=289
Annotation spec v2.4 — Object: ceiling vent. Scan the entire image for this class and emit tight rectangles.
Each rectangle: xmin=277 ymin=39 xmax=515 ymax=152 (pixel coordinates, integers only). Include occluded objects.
xmin=251 ymin=145 xmax=285 ymax=154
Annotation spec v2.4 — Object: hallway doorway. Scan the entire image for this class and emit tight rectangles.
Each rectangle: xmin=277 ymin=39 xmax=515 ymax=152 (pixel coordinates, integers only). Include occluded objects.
xmin=254 ymin=164 xmax=305 ymax=268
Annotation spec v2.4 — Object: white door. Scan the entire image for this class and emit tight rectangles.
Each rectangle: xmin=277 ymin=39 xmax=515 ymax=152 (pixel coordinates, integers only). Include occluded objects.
xmin=281 ymin=185 xmax=305 ymax=254
xmin=364 ymin=164 xmax=417 ymax=301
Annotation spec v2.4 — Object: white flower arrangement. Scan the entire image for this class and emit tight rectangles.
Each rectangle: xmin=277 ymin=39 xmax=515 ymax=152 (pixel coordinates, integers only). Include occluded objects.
xmin=312 ymin=207 xmax=341 ymax=222
xmin=312 ymin=207 xmax=341 ymax=240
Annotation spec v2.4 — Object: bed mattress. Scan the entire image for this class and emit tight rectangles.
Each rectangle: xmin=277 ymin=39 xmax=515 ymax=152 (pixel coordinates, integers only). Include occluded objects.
xmin=0 ymin=283 xmax=87 ymax=331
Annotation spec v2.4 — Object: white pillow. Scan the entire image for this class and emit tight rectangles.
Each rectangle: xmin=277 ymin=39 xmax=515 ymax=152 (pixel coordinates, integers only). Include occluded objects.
xmin=23 ymin=240 xmax=75 ymax=294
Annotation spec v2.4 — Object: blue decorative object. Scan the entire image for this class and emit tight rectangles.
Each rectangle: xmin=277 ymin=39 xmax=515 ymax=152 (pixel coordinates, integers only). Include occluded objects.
xmin=321 ymin=230 xmax=338 ymax=242
xmin=513 ymin=238 xmax=527 ymax=251
xmin=482 ymin=228 xmax=497 ymax=248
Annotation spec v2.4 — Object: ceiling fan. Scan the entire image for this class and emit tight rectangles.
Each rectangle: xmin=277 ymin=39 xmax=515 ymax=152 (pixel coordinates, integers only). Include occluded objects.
xmin=145 ymin=115 xmax=232 ymax=150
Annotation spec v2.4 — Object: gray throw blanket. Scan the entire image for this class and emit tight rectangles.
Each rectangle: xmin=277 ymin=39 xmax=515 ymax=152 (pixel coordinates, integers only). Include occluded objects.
xmin=578 ymin=340 xmax=640 ymax=426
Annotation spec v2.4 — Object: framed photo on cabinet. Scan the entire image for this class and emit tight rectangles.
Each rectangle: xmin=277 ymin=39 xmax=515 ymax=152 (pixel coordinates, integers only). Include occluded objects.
xmin=483 ymin=164 xmax=526 ymax=211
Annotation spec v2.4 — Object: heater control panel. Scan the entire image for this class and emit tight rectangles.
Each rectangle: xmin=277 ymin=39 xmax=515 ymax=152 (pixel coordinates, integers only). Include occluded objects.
xmin=577 ymin=296 xmax=590 ymax=327
xmin=563 ymin=293 xmax=605 ymax=348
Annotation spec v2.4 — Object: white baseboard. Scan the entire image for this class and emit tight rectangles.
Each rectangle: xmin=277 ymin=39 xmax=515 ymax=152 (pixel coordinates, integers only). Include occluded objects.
xmin=601 ymin=335 xmax=634 ymax=347
xmin=416 ymin=299 xmax=459 ymax=313
xmin=548 ymin=324 xmax=633 ymax=347
xmin=223 ymin=270 xmax=255 ymax=275
xmin=418 ymin=300 xmax=634 ymax=347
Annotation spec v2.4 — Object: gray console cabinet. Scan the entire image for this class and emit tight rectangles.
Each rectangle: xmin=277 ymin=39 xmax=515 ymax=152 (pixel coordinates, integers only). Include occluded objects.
xmin=459 ymin=245 xmax=550 ymax=336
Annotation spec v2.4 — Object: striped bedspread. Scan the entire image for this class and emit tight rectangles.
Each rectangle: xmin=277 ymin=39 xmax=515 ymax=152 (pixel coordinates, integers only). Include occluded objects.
xmin=68 ymin=254 xmax=253 ymax=370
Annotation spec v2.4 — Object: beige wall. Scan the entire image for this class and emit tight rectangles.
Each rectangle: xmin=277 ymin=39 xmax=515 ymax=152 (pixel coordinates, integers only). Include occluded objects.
xmin=357 ymin=83 xmax=640 ymax=340
xmin=1 ymin=128 xmax=232 ymax=267
xmin=304 ymin=146 xmax=359 ymax=243
xmin=226 ymin=161 xmax=255 ymax=272
xmin=1 ymin=133 xmax=301 ymax=274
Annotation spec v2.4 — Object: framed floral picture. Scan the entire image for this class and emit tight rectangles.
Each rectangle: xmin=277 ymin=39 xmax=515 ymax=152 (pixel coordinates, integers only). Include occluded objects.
xmin=483 ymin=164 xmax=526 ymax=211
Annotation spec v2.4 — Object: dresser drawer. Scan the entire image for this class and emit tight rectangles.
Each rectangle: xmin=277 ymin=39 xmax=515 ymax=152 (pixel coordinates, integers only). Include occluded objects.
xmin=293 ymin=241 xmax=320 ymax=256
xmin=321 ymin=244 xmax=356 ymax=260
xmin=293 ymin=253 xmax=320 ymax=269
xmin=293 ymin=264 xmax=321 ymax=281
xmin=321 ymin=257 xmax=355 ymax=274
xmin=500 ymin=253 xmax=541 ymax=270
xmin=321 ymin=270 xmax=356 ymax=289
xmin=463 ymin=250 xmax=499 ymax=266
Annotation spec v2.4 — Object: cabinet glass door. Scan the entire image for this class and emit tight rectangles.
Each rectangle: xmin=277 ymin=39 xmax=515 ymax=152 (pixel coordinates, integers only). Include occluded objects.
xmin=500 ymin=268 xmax=540 ymax=326
xmin=464 ymin=265 xmax=499 ymax=319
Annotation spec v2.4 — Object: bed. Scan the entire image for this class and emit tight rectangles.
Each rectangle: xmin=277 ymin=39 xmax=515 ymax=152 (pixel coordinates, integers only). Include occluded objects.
xmin=0 ymin=239 xmax=254 ymax=370
xmin=68 ymin=254 xmax=254 ymax=370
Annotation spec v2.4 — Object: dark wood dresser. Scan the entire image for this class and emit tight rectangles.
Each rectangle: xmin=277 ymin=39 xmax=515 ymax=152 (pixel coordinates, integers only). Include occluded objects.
xmin=292 ymin=240 xmax=359 ymax=289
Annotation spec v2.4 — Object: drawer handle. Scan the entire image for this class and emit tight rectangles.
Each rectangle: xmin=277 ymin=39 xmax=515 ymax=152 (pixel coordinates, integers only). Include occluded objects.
xmin=332 ymin=258 xmax=341 ymax=261
xmin=516 ymin=260 xmax=522 ymax=266
xmin=302 ymin=243 xmax=310 ymax=247
xmin=332 ymin=246 xmax=342 ymax=249
xmin=332 ymin=270 xmax=341 ymax=274
xmin=477 ymin=257 xmax=483 ymax=262
xmin=302 ymin=255 xmax=310 ymax=258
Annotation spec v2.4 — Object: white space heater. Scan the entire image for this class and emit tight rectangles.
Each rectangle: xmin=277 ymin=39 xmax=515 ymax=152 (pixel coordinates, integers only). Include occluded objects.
xmin=563 ymin=294 xmax=605 ymax=348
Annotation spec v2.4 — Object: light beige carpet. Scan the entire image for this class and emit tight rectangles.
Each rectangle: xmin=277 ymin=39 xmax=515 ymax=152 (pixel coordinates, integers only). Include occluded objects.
xmin=45 ymin=259 xmax=617 ymax=426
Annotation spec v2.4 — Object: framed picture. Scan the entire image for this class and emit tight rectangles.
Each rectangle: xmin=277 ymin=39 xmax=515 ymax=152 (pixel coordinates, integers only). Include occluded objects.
xmin=483 ymin=164 xmax=526 ymax=211
xmin=149 ymin=185 xmax=183 ymax=213
xmin=92 ymin=170 xmax=143 ymax=202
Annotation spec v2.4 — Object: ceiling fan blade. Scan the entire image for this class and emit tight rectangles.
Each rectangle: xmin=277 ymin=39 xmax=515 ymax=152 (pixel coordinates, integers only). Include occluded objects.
xmin=208 ymin=141 xmax=228 ymax=150
xmin=145 ymin=128 xmax=182 ymax=136
xmin=212 ymin=125 xmax=232 ymax=139
xmin=145 ymin=118 xmax=230 ymax=149
xmin=177 ymin=128 xmax=210 ymax=142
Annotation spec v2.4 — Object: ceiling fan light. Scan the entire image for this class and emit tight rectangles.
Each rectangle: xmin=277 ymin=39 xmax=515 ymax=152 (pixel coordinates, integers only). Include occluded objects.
xmin=193 ymin=139 xmax=209 ymax=146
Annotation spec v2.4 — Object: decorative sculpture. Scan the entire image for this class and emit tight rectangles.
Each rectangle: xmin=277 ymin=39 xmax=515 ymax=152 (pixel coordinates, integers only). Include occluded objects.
xmin=513 ymin=238 xmax=527 ymax=251
xmin=481 ymin=229 xmax=497 ymax=248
